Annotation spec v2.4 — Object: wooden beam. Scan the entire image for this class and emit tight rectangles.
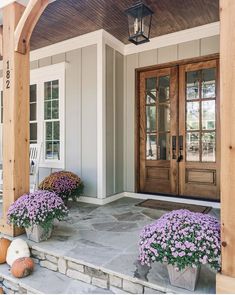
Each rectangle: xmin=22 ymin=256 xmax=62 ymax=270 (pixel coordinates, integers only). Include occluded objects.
xmin=217 ymin=0 xmax=235 ymax=292
xmin=0 ymin=2 xmax=29 ymax=237
xmin=217 ymin=274 xmax=235 ymax=294
xmin=14 ymin=0 xmax=49 ymax=54
xmin=0 ymin=26 xmax=2 ymax=56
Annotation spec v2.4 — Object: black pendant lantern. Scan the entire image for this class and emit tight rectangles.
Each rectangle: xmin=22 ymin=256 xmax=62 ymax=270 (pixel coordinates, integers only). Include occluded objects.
xmin=125 ymin=1 xmax=153 ymax=45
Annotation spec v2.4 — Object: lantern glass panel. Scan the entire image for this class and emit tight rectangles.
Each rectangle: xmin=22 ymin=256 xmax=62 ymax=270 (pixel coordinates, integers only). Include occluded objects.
xmin=126 ymin=2 xmax=153 ymax=45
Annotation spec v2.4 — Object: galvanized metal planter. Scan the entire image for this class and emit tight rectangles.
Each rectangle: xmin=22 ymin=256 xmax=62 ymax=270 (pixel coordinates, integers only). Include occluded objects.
xmin=167 ymin=264 xmax=200 ymax=291
xmin=25 ymin=225 xmax=53 ymax=243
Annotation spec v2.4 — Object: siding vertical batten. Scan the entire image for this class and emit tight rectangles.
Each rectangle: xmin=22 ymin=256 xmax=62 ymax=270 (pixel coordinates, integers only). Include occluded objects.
xmin=97 ymin=33 xmax=106 ymax=198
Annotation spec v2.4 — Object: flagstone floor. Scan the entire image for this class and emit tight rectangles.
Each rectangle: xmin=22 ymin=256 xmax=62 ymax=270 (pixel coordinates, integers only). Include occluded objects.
xmin=0 ymin=197 xmax=219 ymax=294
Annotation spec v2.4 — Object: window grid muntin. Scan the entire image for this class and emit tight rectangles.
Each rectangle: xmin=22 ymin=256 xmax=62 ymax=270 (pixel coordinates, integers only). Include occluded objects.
xmin=44 ymin=80 xmax=60 ymax=161
xmin=145 ymin=75 xmax=171 ymax=161
xmin=186 ymin=68 xmax=216 ymax=163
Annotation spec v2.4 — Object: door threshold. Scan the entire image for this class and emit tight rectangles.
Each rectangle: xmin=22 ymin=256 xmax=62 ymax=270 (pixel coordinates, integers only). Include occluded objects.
xmin=125 ymin=192 xmax=220 ymax=209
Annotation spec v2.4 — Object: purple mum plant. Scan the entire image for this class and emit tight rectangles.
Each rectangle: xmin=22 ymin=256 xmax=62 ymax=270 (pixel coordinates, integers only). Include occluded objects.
xmin=7 ymin=190 xmax=69 ymax=231
xmin=139 ymin=209 xmax=221 ymax=271
xmin=38 ymin=171 xmax=84 ymax=202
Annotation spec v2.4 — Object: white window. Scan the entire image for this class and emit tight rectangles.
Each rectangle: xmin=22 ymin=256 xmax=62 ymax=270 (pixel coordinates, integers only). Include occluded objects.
xmin=30 ymin=84 xmax=37 ymax=144
xmin=44 ymin=80 xmax=60 ymax=160
xmin=0 ymin=62 xmax=65 ymax=168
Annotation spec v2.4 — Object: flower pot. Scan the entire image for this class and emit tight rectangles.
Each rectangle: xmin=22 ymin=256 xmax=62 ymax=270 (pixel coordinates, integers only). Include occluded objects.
xmin=25 ymin=225 xmax=53 ymax=243
xmin=167 ymin=264 xmax=200 ymax=291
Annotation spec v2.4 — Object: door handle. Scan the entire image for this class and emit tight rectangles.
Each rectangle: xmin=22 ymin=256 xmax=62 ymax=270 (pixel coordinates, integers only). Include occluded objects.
xmin=177 ymin=135 xmax=183 ymax=162
xmin=172 ymin=136 xmax=177 ymax=159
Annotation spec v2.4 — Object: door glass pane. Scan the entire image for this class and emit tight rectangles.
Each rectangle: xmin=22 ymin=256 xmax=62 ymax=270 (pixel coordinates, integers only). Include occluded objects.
xmin=52 ymin=80 xmax=59 ymax=99
xmin=186 ymin=132 xmax=200 ymax=161
xmin=187 ymin=101 xmax=200 ymax=130
xmin=30 ymin=85 xmax=37 ymax=103
xmin=202 ymin=100 xmax=215 ymax=130
xmin=46 ymin=122 xmax=52 ymax=140
xmin=146 ymin=77 xmax=156 ymax=91
xmin=53 ymin=141 xmax=60 ymax=160
xmin=146 ymin=106 xmax=156 ymax=132
xmin=146 ymin=91 xmax=156 ymax=104
xmin=158 ymin=133 xmax=170 ymax=160
xmin=44 ymin=82 xmax=51 ymax=100
xmin=186 ymin=71 xmax=200 ymax=100
xmin=30 ymin=123 xmax=37 ymax=143
xmin=54 ymin=121 xmax=60 ymax=140
xmin=202 ymin=132 xmax=216 ymax=162
xmin=46 ymin=142 xmax=53 ymax=160
xmin=44 ymin=101 xmax=52 ymax=120
xmin=52 ymin=100 xmax=59 ymax=119
xmin=146 ymin=134 xmax=157 ymax=160
xmin=158 ymin=105 xmax=170 ymax=132
xmin=30 ymin=103 xmax=37 ymax=121
xmin=201 ymin=68 xmax=216 ymax=99
xmin=158 ymin=76 xmax=170 ymax=102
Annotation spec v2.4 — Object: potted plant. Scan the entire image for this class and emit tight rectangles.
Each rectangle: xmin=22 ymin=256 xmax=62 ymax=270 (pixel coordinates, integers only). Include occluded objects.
xmin=138 ymin=209 xmax=221 ymax=291
xmin=38 ymin=171 xmax=84 ymax=204
xmin=7 ymin=190 xmax=68 ymax=243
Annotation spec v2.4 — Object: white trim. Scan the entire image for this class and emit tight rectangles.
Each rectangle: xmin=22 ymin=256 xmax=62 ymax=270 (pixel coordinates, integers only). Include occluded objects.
xmin=124 ymin=22 xmax=220 ymax=55
xmin=78 ymin=192 xmax=125 ymax=205
xmin=30 ymin=30 xmax=102 ymax=62
xmin=102 ymin=30 xmax=125 ymax=55
xmin=97 ymin=32 xmax=106 ymax=199
xmin=30 ymin=62 xmax=66 ymax=169
xmin=78 ymin=191 xmax=220 ymax=208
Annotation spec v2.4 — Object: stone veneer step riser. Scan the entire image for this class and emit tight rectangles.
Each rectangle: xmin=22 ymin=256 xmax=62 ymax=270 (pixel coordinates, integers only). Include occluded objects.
xmin=30 ymin=248 xmax=164 ymax=294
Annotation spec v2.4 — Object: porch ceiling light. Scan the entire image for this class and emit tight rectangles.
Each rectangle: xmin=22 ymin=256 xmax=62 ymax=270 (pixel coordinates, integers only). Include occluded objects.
xmin=125 ymin=1 xmax=153 ymax=45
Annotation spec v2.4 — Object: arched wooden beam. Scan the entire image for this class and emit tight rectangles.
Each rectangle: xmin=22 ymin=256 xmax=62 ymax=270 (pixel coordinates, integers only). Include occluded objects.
xmin=0 ymin=26 xmax=2 ymax=56
xmin=14 ymin=0 xmax=49 ymax=54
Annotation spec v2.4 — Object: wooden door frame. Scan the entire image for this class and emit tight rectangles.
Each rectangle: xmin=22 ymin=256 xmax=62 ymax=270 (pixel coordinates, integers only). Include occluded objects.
xmin=135 ymin=53 xmax=220 ymax=194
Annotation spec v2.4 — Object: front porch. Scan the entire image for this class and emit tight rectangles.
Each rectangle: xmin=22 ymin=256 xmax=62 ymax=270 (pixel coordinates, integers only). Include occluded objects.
xmin=0 ymin=197 xmax=218 ymax=293
xmin=0 ymin=0 xmax=235 ymax=293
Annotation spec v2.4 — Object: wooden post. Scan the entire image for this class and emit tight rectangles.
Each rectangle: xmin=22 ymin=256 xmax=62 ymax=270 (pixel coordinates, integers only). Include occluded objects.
xmin=0 ymin=0 xmax=49 ymax=237
xmin=217 ymin=0 xmax=235 ymax=293
xmin=0 ymin=2 xmax=29 ymax=236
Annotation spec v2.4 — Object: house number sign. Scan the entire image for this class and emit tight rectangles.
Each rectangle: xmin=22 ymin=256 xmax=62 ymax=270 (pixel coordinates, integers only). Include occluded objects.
xmin=5 ymin=60 xmax=11 ymax=89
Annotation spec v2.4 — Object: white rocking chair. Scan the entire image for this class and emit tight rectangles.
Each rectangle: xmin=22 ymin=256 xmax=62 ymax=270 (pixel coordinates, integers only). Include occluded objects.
xmin=0 ymin=143 xmax=41 ymax=198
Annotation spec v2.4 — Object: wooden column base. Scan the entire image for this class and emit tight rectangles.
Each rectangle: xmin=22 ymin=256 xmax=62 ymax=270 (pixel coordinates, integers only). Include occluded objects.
xmin=217 ymin=273 xmax=235 ymax=294
xmin=0 ymin=218 xmax=25 ymax=237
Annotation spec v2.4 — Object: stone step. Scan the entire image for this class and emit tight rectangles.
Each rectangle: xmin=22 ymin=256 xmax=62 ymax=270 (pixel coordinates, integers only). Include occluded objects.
xmin=0 ymin=263 xmax=114 ymax=294
xmin=29 ymin=247 xmax=164 ymax=294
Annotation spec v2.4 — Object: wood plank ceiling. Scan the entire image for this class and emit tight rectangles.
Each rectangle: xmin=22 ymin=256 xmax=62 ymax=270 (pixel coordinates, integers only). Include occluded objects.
xmin=30 ymin=0 xmax=219 ymax=50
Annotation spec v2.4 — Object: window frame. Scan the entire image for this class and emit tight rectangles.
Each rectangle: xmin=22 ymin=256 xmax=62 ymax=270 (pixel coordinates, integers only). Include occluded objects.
xmin=31 ymin=63 xmax=65 ymax=169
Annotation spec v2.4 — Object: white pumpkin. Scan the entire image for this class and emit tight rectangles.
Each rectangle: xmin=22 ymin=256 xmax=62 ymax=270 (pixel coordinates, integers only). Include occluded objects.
xmin=6 ymin=239 xmax=30 ymax=266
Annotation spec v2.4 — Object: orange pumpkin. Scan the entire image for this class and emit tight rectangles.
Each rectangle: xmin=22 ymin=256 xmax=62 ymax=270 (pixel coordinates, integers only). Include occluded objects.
xmin=0 ymin=237 xmax=11 ymax=264
xmin=11 ymin=257 xmax=35 ymax=278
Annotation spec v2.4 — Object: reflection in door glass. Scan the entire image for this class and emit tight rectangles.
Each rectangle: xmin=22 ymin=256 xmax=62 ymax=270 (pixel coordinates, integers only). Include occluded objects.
xmin=146 ymin=106 xmax=156 ymax=132
xmin=202 ymin=100 xmax=215 ymax=130
xmin=186 ymin=132 xmax=200 ymax=161
xmin=146 ymin=77 xmax=157 ymax=91
xmin=186 ymin=71 xmax=200 ymax=100
xmin=202 ymin=132 xmax=216 ymax=162
xmin=158 ymin=133 xmax=171 ymax=160
xmin=158 ymin=105 xmax=170 ymax=132
xmin=146 ymin=134 xmax=157 ymax=160
xmin=201 ymin=68 xmax=216 ymax=99
xmin=187 ymin=101 xmax=200 ymax=130
xmin=146 ymin=91 xmax=156 ymax=104
xmin=159 ymin=76 xmax=170 ymax=102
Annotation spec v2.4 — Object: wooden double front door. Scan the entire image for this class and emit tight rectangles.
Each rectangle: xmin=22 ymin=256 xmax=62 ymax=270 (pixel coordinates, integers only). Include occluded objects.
xmin=138 ymin=58 xmax=220 ymax=201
